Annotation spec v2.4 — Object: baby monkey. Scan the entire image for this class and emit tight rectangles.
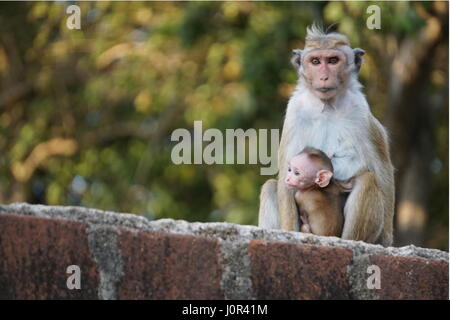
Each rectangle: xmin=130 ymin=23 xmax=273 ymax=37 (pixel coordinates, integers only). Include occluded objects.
xmin=284 ymin=147 xmax=343 ymax=237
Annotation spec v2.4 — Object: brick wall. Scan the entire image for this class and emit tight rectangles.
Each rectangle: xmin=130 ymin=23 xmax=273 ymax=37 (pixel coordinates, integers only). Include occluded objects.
xmin=0 ymin=203 xmax=448 ymax=300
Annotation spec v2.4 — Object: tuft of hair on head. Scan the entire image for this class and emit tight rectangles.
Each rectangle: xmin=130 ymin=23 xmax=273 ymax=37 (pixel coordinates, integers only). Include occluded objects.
xmin=305 ymin=22 xmax=350 ymax=48
xmin=305 ymin=22 xmax=327 ymax=41
xmin=298 ymin=147 xmax=334 ymax=172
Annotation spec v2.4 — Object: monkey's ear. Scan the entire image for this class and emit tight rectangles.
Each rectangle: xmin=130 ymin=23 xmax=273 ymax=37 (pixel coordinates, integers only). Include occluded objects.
xmin=291 ymin=49 xmax=303 ymax=70
xmin=354 ymin=48 xmax=365 ymax=72
xmin=315 ymin=170 xmax=333 ymax=188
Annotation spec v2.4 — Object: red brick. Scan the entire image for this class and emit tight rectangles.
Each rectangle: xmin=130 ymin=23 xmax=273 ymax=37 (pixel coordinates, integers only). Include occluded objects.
xmin=249 ymin=241 xmax=353 ymax=299
xmin=0 ymin=214 xmax=99 ymax=299
xmin=117 ymin=230 xmax=224 ymax=299
xmin=369 ymin=255 xmax=448 ymax=300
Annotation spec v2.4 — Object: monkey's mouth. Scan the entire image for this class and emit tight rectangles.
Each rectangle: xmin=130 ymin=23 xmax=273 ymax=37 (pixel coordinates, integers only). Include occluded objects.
xmin=285 ymin=183 xmax=297 ymax=189
xmin=316 ymin=87 xmax=337 ymax=93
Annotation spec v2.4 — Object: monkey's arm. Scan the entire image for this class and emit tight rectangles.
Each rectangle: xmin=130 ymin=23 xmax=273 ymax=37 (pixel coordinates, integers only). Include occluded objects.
xmin=295 ymin=192 xmax=311 ymax=233
xmin=277 ymin=180 xmax=299 ymax=230
xmin=277 ymin=125 xmax=299 ymax=231
xmin=341 ymin=171 xmax=384 ymax=242
xmin=342 ymin=118 xmax=395 ymax=245
xmin=258 ymin=179 xmax=279 ymax=229
xmin=369 ymin=117 xmax=395 ymax=246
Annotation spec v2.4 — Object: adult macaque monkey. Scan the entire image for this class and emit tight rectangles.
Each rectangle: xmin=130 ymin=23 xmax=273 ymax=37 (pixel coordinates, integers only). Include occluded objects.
xmin=258 ymin=24 xmax=395 ymax=246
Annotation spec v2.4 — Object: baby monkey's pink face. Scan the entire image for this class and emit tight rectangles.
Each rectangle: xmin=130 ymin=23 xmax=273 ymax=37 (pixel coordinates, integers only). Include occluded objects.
xmin=285 ymin=154 xmax=333 ymax=191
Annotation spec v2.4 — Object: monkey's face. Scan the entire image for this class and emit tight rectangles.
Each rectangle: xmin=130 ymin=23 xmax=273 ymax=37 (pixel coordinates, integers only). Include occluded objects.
xmin=285 ymin=155 xmax=317 ymax=191
xmin=302 ymin=49 xmax=349 ymax=100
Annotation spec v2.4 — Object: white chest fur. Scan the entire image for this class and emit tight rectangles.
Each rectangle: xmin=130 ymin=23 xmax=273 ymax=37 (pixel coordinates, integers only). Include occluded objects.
xmin=284 ymin=89 xmax=369 ymax=181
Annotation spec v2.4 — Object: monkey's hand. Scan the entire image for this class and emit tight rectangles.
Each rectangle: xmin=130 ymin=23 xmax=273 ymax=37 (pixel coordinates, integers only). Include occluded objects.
xmin=335 ymin=178 xmax=355 ymax=192
xmin=300 ymin=223 xmax=312 ymax=233
xmin=299 ymin=209 xmax=311 ymax=233
xmin=336 ymin=169 xmax=371 ymax=192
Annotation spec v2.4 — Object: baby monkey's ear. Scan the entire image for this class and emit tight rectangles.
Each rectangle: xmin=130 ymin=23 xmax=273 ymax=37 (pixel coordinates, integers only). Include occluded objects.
xmin=315 ymin=169 xmax=333 ymax=188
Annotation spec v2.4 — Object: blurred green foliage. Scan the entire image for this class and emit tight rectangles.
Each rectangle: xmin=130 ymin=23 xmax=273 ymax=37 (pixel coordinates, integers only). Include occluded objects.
xmin=0 ymin=1 xmax=447 ymax=249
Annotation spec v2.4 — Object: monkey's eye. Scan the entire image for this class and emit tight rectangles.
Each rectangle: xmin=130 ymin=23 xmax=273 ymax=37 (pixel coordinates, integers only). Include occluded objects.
xmin=311 ymin=58 xmax=320 ymax=65
xmin=288 ymin=167 xmax=291 ymax=172
xmin=294 ymin=171 xmax=300 ymax=176
xmin=328 ymin=57 xmax=339 ymax=64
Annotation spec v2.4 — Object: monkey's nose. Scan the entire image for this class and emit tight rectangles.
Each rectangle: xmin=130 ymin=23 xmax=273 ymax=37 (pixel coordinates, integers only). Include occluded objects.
xmin=320 ymin=74 xmax=329 ymax=81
